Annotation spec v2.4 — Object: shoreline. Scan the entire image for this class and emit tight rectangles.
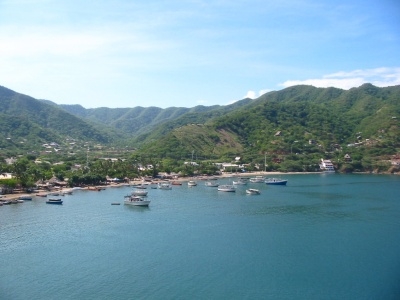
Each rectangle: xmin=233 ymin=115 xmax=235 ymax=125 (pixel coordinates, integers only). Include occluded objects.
xmin=1 ymin=171 xmax=397 ymax=201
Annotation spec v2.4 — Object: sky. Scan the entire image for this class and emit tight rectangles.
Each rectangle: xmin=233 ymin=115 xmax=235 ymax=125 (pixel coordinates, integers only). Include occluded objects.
xmin=0 ymin=0 xmax=399 ymax=108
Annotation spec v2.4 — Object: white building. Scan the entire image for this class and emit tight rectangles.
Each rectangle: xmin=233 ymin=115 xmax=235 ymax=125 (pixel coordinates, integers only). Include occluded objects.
xmin=319 ymin=159 xmax=335 ymax=172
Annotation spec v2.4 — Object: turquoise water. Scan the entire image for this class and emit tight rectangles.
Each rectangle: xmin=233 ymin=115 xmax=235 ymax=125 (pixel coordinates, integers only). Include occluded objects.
xmin=1 ymin=174 xmax=399 ymax=300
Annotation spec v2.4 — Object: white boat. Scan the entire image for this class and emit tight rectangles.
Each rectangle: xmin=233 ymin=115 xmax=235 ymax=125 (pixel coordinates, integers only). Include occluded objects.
xmin=249 ymin=176 xmax=265 ymax=183
xmin=132 ymin=189 xmax=148 ymax=196
xmin=18 ymin=195 xmax=33 ymax=200
xmin=158 ymin=182 xmax=172 ymax=190
xmin=188 ymin=180 xmax=197 ymax=186
xmin=124 ymin=196 xmax=150 ymax=206
xmin=205 ymin=181 xmax=219 ymax=187
xmin=233 ymin=179 xmax=247 ymax=185
xmin=319 ymin=159 xmax=335 ymax=172
xmin=218 ymin=185 xmax=236 ymax=192
xmin=246 ymin=188 xmax=260 ymax=195
xmin=265 ymin=178 xmax=288 ymax=185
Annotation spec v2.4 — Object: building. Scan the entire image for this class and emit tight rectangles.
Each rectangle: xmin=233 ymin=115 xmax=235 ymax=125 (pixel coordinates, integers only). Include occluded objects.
xmin=319 ymin=159 xmax=335 ymax=172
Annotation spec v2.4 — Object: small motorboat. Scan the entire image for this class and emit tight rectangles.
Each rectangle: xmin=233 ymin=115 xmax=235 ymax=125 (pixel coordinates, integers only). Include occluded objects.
xmin=46 ymin=198 xmax=63 ymax=204
xmin=217 ymin=185 xmax=236 ymax=192
xmin=158 ymin=183 xmax=172 ymax=190
xmin=19 ymin=195 xmax=33 ymax=200
xmin=188 ymin=180 xmax=197 ymax=186
xmin=246 ymin=188 xmax=260 ymax=195
xmin=205 ymin=181 xmax=219 ymax=187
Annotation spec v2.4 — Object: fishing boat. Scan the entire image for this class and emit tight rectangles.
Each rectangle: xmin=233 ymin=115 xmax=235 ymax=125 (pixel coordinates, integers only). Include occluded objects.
xmin=217 ymin=185 xmax=236 ymax=192
xmin=46 ymin=198 xmax=63 ymax=204
xmin=265 ymin=178 xmax=288 ymax=185
xmin=246 ymin=188 xmax=260 ymax=195
xmin=124 ymin=195 xmax=150 ymax=207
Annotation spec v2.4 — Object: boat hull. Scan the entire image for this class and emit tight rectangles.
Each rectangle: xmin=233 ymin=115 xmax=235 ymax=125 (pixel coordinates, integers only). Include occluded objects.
xmin=265 ymin=179 xmax=287 ymax=185
xmin=46 ymin=199 xmax=63 ymax=204
xmin=218 ymin=185 xmax=236 ymax=192
xmin=124 ymin=199 xmax=150 ymax=206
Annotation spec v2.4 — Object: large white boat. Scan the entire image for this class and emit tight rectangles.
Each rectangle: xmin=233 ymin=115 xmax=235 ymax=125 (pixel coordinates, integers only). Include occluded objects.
xmin=319 ymin=159 xmax=335 ymax=172
xmin=187 ymin=180 xmax=197 ymax=186
xmin=249 ymin=176 xmax=265 ymax=183
xmin=124 ymin=196 xmax=150 ymax=206
xmin=218 ymin=185 xmax=236 ymax=192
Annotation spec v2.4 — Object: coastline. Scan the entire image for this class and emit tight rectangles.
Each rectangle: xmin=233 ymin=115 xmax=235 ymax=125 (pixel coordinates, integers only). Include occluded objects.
xmin=1 ymin=170 xmax=397 ymax=202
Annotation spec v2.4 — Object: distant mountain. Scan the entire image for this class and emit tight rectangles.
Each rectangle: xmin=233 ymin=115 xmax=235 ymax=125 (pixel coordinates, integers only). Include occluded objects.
xmin=135 ymin=84 xmax=400 ymax=161
xmin=58 ymin=99 xmax=253 ymax=137
xmin=0 ymin=85 xmax=118 ymax=152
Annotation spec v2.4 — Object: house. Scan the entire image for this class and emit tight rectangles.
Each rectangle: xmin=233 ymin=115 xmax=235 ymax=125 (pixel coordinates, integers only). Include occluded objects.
xmin=344 ymin=154 xmax=352 ymax=162
xmin=274 ymin=131 xmax=282 ymax=136
xmin=319 ymin=159 xmax=335 ymax=172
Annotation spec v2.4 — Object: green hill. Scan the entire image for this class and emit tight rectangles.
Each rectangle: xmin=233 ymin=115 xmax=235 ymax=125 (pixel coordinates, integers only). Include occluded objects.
xmin=0 ymin=85 xmax=118 ymax=153
xmin=136 ymin=84 xmax=400 ymax=167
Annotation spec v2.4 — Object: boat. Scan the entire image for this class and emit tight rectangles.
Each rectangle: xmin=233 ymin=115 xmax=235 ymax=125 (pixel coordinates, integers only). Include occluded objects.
xmin=36 ymin=193 xmax=47 ymax=197
xmin=205 ymin=181 xmax=219 ymax=187
xmin=124 ymin=196 xmax=150 ymax=207
xmin=217 ymin=185 xmax=236 ymax=192
xmin=233 ymin=179 xmax=247 ymax=185
xmin=188 ymin=180 xmax=197 ymax=186
xmin=132 ymin=189 xmax=148 ymax=196
xmin=265 ymin=178 xmax=288 ymax=185
xmin=18 ymin=195 xmax=33 ymax=200
xmin=158 ymin=183 xmax=172 ymax=190
xmin=46 ymin=198 xmax=63 ymax=204
xmin=246 ymin=188 xmax=260 ymax=195
xmin=249 ymin=176 xmax=265 ymax=183
xmin=319 ymin=159 xmax=335 ymax=172
xmin=171 ymin=181 xmax=182 ymax=185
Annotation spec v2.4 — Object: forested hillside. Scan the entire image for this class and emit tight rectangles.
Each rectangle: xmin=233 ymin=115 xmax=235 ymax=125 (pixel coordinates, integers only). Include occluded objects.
xmin=136 ymin=84 xmax=400 ymax=171
xmin=0 ymin=85 xmax=118 ymax=152
xmin=1 ymin=83 xmax=399 ymax=173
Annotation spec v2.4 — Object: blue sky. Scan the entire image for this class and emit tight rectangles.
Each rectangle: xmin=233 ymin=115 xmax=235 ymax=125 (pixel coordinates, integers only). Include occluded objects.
xmin=0 ymin=0 xmax=399 ymax=108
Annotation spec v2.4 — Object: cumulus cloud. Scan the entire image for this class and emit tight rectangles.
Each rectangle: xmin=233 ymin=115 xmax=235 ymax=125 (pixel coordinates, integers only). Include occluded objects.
xmin=281 ymin=67 xmax=400 ymax=90
xmin=244 ymin=89 xmax=272 ymax=99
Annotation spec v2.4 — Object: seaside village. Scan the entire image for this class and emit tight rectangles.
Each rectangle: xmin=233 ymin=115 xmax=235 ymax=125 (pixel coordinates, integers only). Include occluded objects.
xmin=1 ymin=135 xmax=400 ymax=204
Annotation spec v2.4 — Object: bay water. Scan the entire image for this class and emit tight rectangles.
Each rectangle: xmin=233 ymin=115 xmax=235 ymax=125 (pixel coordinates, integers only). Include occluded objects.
xmin=1 ymin=174 xmax=399 ymax=299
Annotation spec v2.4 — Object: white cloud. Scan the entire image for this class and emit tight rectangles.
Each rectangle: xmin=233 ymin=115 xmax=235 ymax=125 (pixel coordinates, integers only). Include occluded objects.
xmin=244 ymin=90 xmax=257 ymax=99
xmin=281 ymin=67 xmax=400 ymax=90
xmin=244 ymin=89 xmax=272 ymax=99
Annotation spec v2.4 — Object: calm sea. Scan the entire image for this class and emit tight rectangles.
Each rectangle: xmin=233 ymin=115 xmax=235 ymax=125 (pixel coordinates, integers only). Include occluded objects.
xmin=1 ymin=174 xmax=399 ymax=300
